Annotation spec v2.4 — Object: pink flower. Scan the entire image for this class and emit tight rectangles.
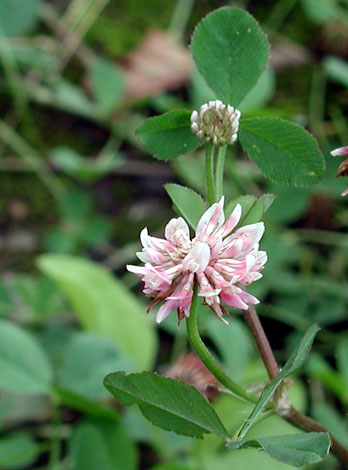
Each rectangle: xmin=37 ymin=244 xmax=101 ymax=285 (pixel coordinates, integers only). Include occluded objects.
xmin=127 ymin=197 xmax=267 ymax=324
xmin=330 ymin=146 xmax=348 ymax=157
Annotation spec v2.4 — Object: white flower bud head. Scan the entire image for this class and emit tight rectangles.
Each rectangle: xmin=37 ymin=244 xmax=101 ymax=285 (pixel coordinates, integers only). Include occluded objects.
xmin=190 ymin=100 xmax=241 ymax=146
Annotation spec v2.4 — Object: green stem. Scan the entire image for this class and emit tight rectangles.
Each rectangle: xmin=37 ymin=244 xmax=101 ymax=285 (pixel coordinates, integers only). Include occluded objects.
xmin=168 ymin=0 xmax=195 ymax=42
xmin=48 ymin=400 xmax=61 ymax=470
xmin=215 ymin=145 xmax=227 ymax=201
xmin=186 ymin=285 xmax=256 ymax=404
xmin=205 ymin=143 xmax=216 ymax=205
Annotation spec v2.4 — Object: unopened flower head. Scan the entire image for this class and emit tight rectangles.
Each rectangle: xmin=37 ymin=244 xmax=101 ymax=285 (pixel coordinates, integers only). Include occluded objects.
xmin=190 ymin=100 xmax=241 ymax=146
xmin=127 ymin=198 xmax=267 ymax=324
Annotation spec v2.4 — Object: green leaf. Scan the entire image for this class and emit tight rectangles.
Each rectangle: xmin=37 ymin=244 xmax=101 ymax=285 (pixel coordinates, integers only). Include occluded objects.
xmin=258 ymin=194 xmax=276 ymax=213
xmin=301 ymin=0 xmax=338 ymax=24
xmin=59 ymin=333 xmax=136 ymax=400
xmin=0 ymin=0 xmax=40 ymax=37
xmin=281 ymin=323 xmax=320 ymax=376
xmin=51 ymin=147 xmax=123 ymax=183
xmin=89 ymin=58 xmax=125 ymax=116
xmin=104 ymin=372 xmax=229 ymax=439
xmin=205 ymin=317 xmax=253 ymax=379
xmin=227 ymin=432 xmax=331 ymax=467
xmin=323 ymin=56 xmax=348 ymax=88
xmin=191 ymin=7 xmax=269 ymax=106
xmin=55 ymin=387 xmax=120 ymax=422
xmin=69 ymin=419 xmax=137 ymax=470
xmin=240 ymin=201 xmax=264 ymax=225
xmin=164 ymin=184 xmax=206 ymax=229
xmin=238 ymin=324 xmax=320 ymax=438
xmin=337 ymin=339 xmax=348 ymax=387
xmin=239 ymin=117 xmax=325 ymax=186
xmin=0 ymin=319 xmax=53 ymax=395
xmin=51 ymin=80 xmax=95 ymax=118
xmin=70 ymin=424 xmax=112 ymax=470
xmin=239 ymin=68 xmax=276 ymax=113
xmin=37 ymin=255 xmax=157 ymax=371
xmin=0 ymin=433 xmax=39 ymax=469
xmin=136 ymin=110 xmax=201 ymax=160
xmin=312 ymin=402 xmax=348 ymax=447
xmin=90 ymin=418 xmax=138 ymax=470
xmin=225 ymin=195 xmax=257 ymax=220
xmin=225 ymin=194 xmax=275 ymax=228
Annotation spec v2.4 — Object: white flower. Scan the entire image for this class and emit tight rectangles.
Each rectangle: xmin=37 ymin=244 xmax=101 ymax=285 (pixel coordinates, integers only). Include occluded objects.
xmin=190 ymin=100 xmax=241 ymax=146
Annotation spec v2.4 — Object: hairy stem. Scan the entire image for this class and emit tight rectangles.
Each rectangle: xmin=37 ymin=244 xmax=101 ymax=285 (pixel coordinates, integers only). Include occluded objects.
xmin=205 ymin=143 xmax=216 ymax=204
xmin=186 ymin=285 xmax=256 ymax=404
xmin=244 ymin=305 xmax=348 ymax=466
xmin=215 ymin=145 xmax=227 ymax=202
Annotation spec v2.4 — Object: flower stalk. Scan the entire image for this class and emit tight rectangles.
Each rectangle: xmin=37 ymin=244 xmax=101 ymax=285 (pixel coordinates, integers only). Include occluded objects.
xmin=205 ymin=143 xmax=216 ymax=204
xmin=215 ymin=145 xmax=227 ymax=201
xmin=186 ymin=284 xmax=257 ymax=404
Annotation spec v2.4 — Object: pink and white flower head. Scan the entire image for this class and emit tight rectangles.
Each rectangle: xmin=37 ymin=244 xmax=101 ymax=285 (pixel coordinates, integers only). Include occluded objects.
xmin=127 ymin=197 xmax=267 ymax=325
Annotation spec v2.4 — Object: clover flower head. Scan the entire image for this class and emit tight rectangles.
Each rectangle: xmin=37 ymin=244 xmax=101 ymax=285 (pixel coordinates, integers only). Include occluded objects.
xmin=190 ymin=100 xmax=241 ymax=146
xmin=127 ymin=197 xmax=267 ymax=325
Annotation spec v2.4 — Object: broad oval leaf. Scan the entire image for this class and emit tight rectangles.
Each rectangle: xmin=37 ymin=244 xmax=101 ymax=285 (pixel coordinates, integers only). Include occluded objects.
xmin=228 ymin=432 xmax=331 ymax=467
xmin=0 ymin=319 xmax=53 ymax=395
xmin=164 ymin=184 xmax=206 ymax=230
xmin=191 ymin=7 xmax=269 ymax=106
xmin=59 ymin=333 xmax=136 ymax=400
xmin=70 ymin=424 xmax=112 ymax=470
xmin=70 ymin=419 xmax=137 ymax=470
xmin=239 ymin=117 xmax=325 ymax=186
xmin=104 ymin=372 xmax=229 ymax=439
xmin=37 ymin=255 xmax=158 ymax=371
xmin=136 ymin=110 xmax=201 ymax=160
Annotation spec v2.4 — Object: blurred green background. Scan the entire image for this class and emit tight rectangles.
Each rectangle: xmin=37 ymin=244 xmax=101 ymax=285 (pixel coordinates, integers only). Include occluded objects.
xmin=0 ymin=0 xmax=348 ymax=469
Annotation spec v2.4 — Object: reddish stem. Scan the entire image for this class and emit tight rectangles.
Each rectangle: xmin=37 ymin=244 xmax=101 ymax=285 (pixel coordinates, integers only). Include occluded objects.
xmin=243 ymin=305 xmax=348 ymax=468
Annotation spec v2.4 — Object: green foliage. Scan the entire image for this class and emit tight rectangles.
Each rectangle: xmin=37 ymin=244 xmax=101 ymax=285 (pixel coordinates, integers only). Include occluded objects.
xmin=239 ymin=69 xmax=276 ymax=113
xmin=51 ymin=147 xmax=123 ymax=183
xmin=0 ymin=433 xmax=39 ymax=469
xmin=239 ymin=117 xmax=325 ymax=186
xmin=225 ymin=193 xmax=275 ymax=226
xmin=0 ymin=0 xmax=40 ymax=36
xmin=0 ymin=319 xmax=53 ymax=395
xmin=164 ymin=184 xmax=206 ymax=229
xmin=37 ymin=255 xmax=158 ymax=371
xmin=136 ymin=110 xmax=201 ymax=160
xmin=59 ymin=333 xmax=136 ymax=400
xmin=89 ymin=58 xmax=125 ymax=117
xmin=191 ymin=7 xmax=270 ymax=106
xmin=70 ymin=419 xmax=137 ymax=470
xmin=238 ymin=324 xmax=320 ymax=438
xmin=323 ymin=56 xmax=348 ymax=88
xmin=228 ymin=433 xmax=331 ymax=467
xmin=312 ymin=402 xmax=348 ymax=447
xmin=301 ymin=0 xmax=339 ymax=24
xmin=104 ymin=371 xmax=229 ymax=439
